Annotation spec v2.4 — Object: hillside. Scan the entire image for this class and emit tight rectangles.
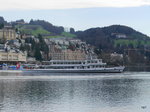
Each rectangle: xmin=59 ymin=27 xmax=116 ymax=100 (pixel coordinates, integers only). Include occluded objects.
xmin=29 ymin=20 xmax=64 ymax=35
xmin=15 ymin=20 xmax=76 ymax=38
xmin=16 ymin=25 xmax=51 ymax=36
xmin=75 ymin=25 xmax=150 ymax=65
xmin=1 ymin=16 xmax=150 ymax=65
xmin=76 ymin=25 xmax=150 ymax=51
xmin=0 ymin=17 xmax=6 ymax=29
xmin=0 ymin=17 xmax=6 ymax=24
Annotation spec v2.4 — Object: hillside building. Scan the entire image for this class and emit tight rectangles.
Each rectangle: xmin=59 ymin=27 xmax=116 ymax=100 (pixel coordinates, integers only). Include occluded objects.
xmin=0 ymin=49 xmax=27 ymax=64
xmin=49 ymin=49 xmax=86 ymax=60
xmin=0 ymin=26 xmax=16 ymax=42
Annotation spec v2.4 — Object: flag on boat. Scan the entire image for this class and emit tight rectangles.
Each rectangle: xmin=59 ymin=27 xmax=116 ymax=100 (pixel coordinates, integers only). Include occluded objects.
xmin=16 ymin=63 xmax=20 ymax=69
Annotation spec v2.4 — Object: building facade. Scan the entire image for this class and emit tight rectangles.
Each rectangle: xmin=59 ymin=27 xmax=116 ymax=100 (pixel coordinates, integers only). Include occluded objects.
xmin=0 ymin=50 xmax=26 ymax=63
xmin=49 ymin=49 xmax=86 ymax=60
xmin=0 ymin=26 xmax=16 ymax=41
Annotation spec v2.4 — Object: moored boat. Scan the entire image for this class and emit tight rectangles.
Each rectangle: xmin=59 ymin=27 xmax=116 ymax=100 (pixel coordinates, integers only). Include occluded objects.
xmin=23 ymin=59 xmax=125 ymax=73
xmin=0 ymin=63 xmax=23 ymax=73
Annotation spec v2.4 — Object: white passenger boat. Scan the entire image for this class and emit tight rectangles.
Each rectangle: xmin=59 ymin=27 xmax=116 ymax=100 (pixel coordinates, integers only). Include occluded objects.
xmin=23 ymin=59 xmax=125 ymax=73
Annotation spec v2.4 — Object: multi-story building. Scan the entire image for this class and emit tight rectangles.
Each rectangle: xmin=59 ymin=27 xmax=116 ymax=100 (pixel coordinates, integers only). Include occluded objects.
xmin=0 ymin=26 xmax=16 ymax=42
xmin=0 ymin=50 xmax=26 ymax=64
xmin=46 ymin=38 xmax=94 ymax=60
xmin=49 ymin=49 xmax=86 ymax=60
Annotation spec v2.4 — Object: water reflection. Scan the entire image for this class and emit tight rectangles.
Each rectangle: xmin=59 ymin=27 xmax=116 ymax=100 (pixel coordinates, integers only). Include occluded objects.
xmin=0 ymin=73 xmax=149 ymax=112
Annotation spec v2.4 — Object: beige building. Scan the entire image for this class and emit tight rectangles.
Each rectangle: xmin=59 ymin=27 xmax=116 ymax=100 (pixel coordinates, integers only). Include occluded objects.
xmin=0 ymin=50 xmax=26 ymax=63
xmin=49 ymin=49 xmax=86 ymax=60
xmin=0 ymin=26 xmax=16 ymax=41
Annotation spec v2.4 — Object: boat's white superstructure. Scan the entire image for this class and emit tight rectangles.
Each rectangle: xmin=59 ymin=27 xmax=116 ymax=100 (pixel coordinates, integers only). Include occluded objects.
xmin=24 ymin=59 xmax=125 ymax=73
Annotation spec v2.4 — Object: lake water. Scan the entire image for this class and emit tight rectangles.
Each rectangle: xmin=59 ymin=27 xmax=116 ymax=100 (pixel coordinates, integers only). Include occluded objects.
xmin=0 ymin=72 xmax=150 ymax=112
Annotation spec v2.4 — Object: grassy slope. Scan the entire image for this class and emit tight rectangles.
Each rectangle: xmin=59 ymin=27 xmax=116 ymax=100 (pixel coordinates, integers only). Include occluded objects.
xmin=44 ymin=32 xmax=76 ymax=38
xmin=61 ymin=32 xmax=76 ymax=38
xmin=16 ymin=25 xmax=76 ymax=38
xmin=114 ymin=39 xmax=150 ymax=47
xmin=16 ymin=25 xmax=51 ymax=36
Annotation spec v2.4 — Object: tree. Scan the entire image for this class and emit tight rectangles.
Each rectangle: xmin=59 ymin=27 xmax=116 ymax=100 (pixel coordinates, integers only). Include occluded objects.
xmin=0 ymin=24 xmax=4 ymax=29
xmin=34 ymin=44 xmax=42 ymax=61
xmin=37 ymin=34 xmax=43 ymax=42
xmin=70 ymin=28 xmax=75 ymax=34
xmin=29 ymin=20 xmax=64 ymax=34
xmin=20 ymin=44 xmax=25 ymax=51
xmin=31 ymin=39 xmax=36 ymax=50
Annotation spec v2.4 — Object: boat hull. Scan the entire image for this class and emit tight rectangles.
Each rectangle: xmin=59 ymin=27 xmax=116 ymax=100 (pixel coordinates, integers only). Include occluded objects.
xmin=23 ymin=67 xmax=125 ymax=73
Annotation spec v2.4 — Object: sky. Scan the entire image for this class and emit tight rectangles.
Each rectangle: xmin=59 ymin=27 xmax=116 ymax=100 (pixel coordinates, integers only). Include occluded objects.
xmin=0 ymin=0 xmax=150 ymax=36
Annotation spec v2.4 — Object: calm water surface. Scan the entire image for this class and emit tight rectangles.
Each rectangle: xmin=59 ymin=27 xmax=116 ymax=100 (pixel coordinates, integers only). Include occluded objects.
xmin=0 ymin=72 xmax=149 ymax=112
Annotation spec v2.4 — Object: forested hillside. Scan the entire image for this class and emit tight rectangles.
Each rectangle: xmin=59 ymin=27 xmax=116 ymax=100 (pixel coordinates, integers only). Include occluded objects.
xmin=75 ymin=25 xmax=150 ymax=65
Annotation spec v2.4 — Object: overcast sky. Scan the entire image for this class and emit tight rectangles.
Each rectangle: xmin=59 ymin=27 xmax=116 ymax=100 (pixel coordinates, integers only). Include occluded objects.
xmin=0 ymin=0 xmax=150 ymax=35
xmin=0 ymin=0 xmax=150 ymax=10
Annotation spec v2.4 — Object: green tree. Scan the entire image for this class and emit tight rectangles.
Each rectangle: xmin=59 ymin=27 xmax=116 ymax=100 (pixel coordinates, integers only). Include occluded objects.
xmin=34 ymin=44 xmax=42 ymax=61
xmin=20 ymin=44 xmax=25 ymax=51
xmin=0 ymin=24 xmax=4 ymax=29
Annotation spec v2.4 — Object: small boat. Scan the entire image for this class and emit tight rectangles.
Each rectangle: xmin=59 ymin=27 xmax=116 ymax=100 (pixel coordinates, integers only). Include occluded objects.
xmin=23 ymin=59 xmax=125 ymax=73
xmin=0 ymin=63 xmax=23 ymax=73
xmin=0 ymin=70 xmax=23 ymax=73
